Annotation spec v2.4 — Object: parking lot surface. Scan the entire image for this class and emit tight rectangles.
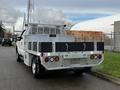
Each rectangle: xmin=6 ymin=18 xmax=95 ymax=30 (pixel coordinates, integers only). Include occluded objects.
xmin=0 ymin=46 xmax=120 ymax=90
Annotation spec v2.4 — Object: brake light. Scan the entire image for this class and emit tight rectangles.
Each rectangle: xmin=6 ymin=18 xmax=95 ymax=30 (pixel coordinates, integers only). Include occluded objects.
xmin=97 ymin=54 xmax=102 ymax=59
xmin=54 ymin=56 xmax=59 ymax=62
xmin=44 ymin=56 xmax=59 ymax=63
xmin=45 ymin=57 xmax=49 ymax=63
xmin=90 ymin=55 xmax=94 ymax=59
xmin=50 ymin=57 xmax=54 ymax=62
xmin=90 ymin=54 xmax=102 ymax=60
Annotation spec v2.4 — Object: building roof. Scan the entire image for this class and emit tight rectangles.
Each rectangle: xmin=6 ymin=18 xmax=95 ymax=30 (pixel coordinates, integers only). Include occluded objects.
xmin=71 ymin=14 xmax=120 ymax=34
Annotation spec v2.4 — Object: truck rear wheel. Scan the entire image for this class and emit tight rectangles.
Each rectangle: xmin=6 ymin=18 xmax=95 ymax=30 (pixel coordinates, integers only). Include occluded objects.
xmin=2 ymin=43 xmax=4 ymax=46
xmin=31 ymin=56 xmax=44 ymax=78
xmin=73 ymin=67 xmax=92 ymax=76
xmin=84 ymin=67 xmax=92 ymax=73
xmin=73 ymin=70 xmax=84 ymax=76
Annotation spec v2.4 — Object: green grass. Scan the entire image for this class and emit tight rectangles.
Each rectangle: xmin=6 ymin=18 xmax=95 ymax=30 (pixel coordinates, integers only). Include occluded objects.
xmin=96 ymin=51 xmax=120 ymax=78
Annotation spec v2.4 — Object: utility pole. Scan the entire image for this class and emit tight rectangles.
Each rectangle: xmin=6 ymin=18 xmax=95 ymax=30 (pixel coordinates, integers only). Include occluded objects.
xmin=27 ymin=0 xmax=34 ymax=24
xmin=27 ymin=0 xmax=30 ymax=24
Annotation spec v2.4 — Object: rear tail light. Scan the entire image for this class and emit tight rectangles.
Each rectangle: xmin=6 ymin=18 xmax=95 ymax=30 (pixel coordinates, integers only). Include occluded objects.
xmin=97 ymin=54 xmax=102 ymax=59
xmin=54 ymin=56 xmax=59 ymax=62
xmin=45 ymin=57 xmax=49 ymax=63
xmin=90 ymin=55 xmax=94 ymax=59
xmin=90 ymin=54 xmax=102 ymax=60
xmin=44 ymin=56 xmax=59 ymax=63
xmin=50 ymin=57 xmax=54 ymax=62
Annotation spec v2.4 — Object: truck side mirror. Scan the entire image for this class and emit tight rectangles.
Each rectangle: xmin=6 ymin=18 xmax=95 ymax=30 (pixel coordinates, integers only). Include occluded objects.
xmin=25 ymin=24 xmax=28 ymax=27
xmin=17 ymin=37 xmax=23 ymax=41
xmin=64 ymin=25 xmax=66 ymax=27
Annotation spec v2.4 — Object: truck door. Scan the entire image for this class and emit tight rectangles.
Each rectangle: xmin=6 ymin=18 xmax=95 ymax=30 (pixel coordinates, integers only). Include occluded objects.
xmin=17 ymin=30 xmax=26 ymax=56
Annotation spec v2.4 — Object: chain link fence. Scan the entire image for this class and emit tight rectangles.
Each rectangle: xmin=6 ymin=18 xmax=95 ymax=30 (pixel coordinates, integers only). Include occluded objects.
xmin=105 ymin=32 xmax=120 ymax=51
xmin=65 ymin=30 xmax=120 ymax=52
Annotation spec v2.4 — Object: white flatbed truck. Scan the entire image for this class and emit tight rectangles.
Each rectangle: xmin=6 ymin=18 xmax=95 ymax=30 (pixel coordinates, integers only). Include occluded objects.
xmin=16 ymin=23 xmax=104 ymax=78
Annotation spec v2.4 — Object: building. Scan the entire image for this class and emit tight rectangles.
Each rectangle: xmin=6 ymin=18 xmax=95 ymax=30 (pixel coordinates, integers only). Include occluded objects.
xmin=71 ymin=14 xmax=120 ymax=34
xmin=114 ymin=21 xmax=120 ymax=51
xmin=69 ymin=14 xmax=120 ymax=50
xmin=65 ymin=30 xmax=104 ymax=42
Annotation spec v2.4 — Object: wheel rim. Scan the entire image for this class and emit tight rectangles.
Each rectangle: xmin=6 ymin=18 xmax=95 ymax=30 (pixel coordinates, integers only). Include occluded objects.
xmin=32 ymin=62 xmax=36 ymax=74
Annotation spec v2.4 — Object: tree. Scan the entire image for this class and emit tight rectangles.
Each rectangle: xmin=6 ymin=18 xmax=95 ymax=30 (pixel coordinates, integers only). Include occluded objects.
xmin=0 ymin=21 xmax=5 ymax=38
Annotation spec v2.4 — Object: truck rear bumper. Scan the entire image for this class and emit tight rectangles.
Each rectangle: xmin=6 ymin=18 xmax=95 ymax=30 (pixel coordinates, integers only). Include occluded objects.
xmin=40 ymin=51 xmax=104 ymax=71
xmin=42 ymin=60 xmax=103 ymax=71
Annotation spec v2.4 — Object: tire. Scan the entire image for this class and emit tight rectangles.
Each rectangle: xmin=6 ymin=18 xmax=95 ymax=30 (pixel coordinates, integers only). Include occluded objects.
xmin=16 ymin=48 xmax=21 ymax=62
xmin=73 ymin=67 xmax=92 ymax=76
xmin=31 ymin=56 xmax=44 ymax=78
xmin=84 ymin=67 xmax=92 ymax=73
xmin=9 ymin=44 xmax=11 ymax=46
xmin=73 ymin=70 xmax=84 ymax=76
xmin=2 ymin=43 xmax=4 ymax=46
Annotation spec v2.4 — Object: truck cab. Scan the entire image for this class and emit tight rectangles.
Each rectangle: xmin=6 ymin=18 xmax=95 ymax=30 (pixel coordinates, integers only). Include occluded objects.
xmin=16 ymin=23 xmax=104 ymax=78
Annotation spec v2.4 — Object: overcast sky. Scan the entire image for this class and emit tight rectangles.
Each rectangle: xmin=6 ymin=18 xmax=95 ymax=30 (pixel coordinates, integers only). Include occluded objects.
xmin=0 ymin=0 xmax=120 ymax=25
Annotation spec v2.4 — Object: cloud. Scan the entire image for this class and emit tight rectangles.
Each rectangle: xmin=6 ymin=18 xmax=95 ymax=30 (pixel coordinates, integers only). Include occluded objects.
xmin=0 ymin=0 xmax=23 ymax=24
xmin=0 ymin=0 xmax=26 ymax=8
xmin=32 ymin=0 xmax=120 ymax=14
xmin=14 ymin=17 xmax=24 ymax=31
xmin=1 ymin=0 xmax=120 ymax=14
xmin=1 ymin=0 xmax=120 ymax=30
xmin=32 ymin=0 xmax=120 ymax=10
xmin=0 ymin=0 xmax=120 ymax=19
xmin=15 ymin=8 xmax=68 ymax=31
xmin=2 ymin=0 xmax=118 ymax=23
xmin=0 ymin=8 xmax=23 ymax=23
xmin=32 ymin=8 xmax=65 ymax=25
xmin=0 ymin=2 xmax=23 ymax=32
xmin=66 ymin=13 xmax=111 ymax=22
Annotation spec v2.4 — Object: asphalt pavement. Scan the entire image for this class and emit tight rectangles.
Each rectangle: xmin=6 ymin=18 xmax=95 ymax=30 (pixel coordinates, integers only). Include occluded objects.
xmin=0 ymin=46 xmax=120 ymax=90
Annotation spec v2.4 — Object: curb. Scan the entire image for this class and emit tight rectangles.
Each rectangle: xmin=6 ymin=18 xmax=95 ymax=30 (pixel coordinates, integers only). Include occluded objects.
xmin=89 ymin=71 xmax=120 ymax=85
